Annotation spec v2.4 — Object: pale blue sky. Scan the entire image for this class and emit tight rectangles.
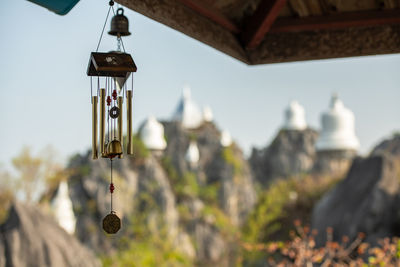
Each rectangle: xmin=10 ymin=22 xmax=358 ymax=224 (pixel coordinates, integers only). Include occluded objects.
xmin=0 ymin=0 xmax=399 ymax=166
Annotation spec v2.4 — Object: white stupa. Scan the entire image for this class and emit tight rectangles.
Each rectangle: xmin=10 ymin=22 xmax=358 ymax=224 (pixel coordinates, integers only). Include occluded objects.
xmin=141 ymin=116 xmax=167 ymax=150
xmin=282 ymin=101 xmax=307 ymax=130
xmin=185 ymin=141 xmax=200 ymax=166
xmin=220 ymin=130 xmax=233 ymax=147
xmin=316 ymin=94 xmax=360 ymax=151
xmin=203 ymin=106 xmax=214 ymax=122
xmin=51 ymin=181 xmax=76 ymax=234
xmin=172 ymin=87 xmax=204 ymax=129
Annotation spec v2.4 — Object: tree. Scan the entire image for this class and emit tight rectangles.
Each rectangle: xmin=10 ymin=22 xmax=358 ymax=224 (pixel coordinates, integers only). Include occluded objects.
xmin=11 ymin=146 xmax=64 ymax=203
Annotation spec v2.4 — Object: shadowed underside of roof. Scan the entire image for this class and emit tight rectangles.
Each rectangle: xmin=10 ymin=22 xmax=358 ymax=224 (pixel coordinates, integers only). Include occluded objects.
xmin=116 ymin=0 xmax=400 ymax=65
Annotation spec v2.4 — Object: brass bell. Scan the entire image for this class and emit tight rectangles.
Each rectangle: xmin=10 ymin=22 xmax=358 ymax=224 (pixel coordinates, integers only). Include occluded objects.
xmin=107 ymin=139 xmax=123 ymax=158
xmin=108 ymin=8 xmax=131 ymax=37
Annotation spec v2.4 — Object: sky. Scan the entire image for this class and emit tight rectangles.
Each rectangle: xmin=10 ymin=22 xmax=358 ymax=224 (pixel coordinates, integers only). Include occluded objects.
xmin=0 ymin=0 xmax=399 ymax=168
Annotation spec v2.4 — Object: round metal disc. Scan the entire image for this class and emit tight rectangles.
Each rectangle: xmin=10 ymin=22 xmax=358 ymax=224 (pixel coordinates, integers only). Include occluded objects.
xmin=102 ymin=213 xmax=121 ymax=234
xmin=109 ymin=106 xmax=120 ymax=119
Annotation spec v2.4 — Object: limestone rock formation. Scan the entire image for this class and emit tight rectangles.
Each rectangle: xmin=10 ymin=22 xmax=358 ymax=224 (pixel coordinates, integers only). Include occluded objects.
xmin=312 ymin=135 xmax=400 ymax=245
xmin=65 ymin=118 xmax=255 ymax=265
xmin=163 ymin=121 xmax=256 ymax=225
xmin=371 ymin=135 xmax=400 ymax=157
xmin=0 ymin=202 xmax=100 ymax=267
xmin=67 ymin=151 xmax=193 ymax=256
xmin=250 ymin=129 xmax=318 ymax=185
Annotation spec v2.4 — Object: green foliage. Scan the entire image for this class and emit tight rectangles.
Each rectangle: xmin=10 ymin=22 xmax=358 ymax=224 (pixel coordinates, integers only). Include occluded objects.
xmin=161 ymin=157 xmax=195 ymax=198
xmin=10 ymin=146 xmax=64 ymax=203
xmin=241 ymin=175 xmax=342 ymax=264
xmin=188 ymin=133 xmax=198 ymax=141
xmin=198 ymin=182 xmax=219 ymax=204
xmin=162 ymin=157 xmax=219 ymax=204
xmin=162 ymin=157 xmax=218 ymax=202
xmin=243 ymin=175 xmax=342 ymax=244
xmin=396 ymin=239 xmax=400 ymax=259
xmin=132 ymin=134 xmax=150 ymax=159
xmin=221 ymin=147 xmax=242 ymax=174
xmin=393 ymin=131 xmax=400 ymax=138
xmin=102 ymin=192 xmax=192 ymax=267
xmin=243 ymin=179 xmax=296 ymax=244
xmin=181 ymin=172 xmax=199 ymax=197
xmin=124 ymin=135 xmax=149 ymax=163
xmin=86 ymin=199 xmax=97 ymax=213
xmin=161 ymin=156 xmax=179 ymax=185
xmin=202 ymin=205 xmax=237 ymax=236
xmin=12 ymin=147 xmax=43 ymax=202
xmin=102 ymin=234 xmax=191 ymax=267
xmin=78 ymin=164 xmax=91 ymax=176
xmin=0 ymin=190 xmax=13 ymax=225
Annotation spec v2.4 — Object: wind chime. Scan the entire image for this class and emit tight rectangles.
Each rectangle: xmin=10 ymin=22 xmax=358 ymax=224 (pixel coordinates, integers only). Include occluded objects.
xmin=87 ymin=0 xmax=137 ymax=234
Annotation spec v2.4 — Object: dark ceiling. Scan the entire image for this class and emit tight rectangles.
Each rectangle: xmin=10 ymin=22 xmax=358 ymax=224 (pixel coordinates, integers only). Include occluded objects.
xmin=117 ymin=0 xmax=400 ymax=64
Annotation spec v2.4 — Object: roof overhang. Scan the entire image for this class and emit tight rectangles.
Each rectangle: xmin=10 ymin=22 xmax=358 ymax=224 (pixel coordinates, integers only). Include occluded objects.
xmin=116 ymin=0 xmax=400 ymax=65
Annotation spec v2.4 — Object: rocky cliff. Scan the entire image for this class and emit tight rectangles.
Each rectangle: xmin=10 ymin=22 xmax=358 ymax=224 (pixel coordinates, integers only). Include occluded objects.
xmin=0 ymin=202 xmax=100 ymax=267
xmin=66 ymin=121 xmax=256 ymax=265
xmin=312 ymin=135 xmax=400 ymax=245
xmin=250 ymin=129 xmax=318 ymax=185
xmin=162 ymin=121 xmax=256 ymax=225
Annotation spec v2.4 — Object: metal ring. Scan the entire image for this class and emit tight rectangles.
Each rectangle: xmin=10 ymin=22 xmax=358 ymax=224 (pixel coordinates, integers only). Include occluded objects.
xmin=109 ymin=106 xmax=120 ymax=119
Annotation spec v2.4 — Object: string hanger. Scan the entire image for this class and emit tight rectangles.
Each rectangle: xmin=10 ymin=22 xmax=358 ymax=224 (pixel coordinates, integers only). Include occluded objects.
xmin=96 ymin=1 xmax=114 ymax=52
xmin=96 ymin=0 xmax=127 ymax=53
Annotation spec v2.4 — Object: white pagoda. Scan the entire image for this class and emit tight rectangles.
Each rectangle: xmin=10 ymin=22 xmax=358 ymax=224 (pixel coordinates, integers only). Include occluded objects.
xmin=51 ymin=181 xmax=76 ymax=234
xmin=185 ymin=141 xmax=200 ymax=167
xmin=141 ymin=116 xmax=167 ymax=150
xmin=220 ymin=130 xmax=233 ymax=147
xmin=172 ymin=87 xmax=212 ymax=129
xmin=316 ymin=94 xmax=359 ymax=152
xmin=282 ymin=100 xmax=307 ymax=130
xmin=203 ymin=106 xmax=214 ymax=122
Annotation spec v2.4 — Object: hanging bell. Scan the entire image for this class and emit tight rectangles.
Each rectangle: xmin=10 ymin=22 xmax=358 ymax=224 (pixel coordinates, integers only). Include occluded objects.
xmin=107 ymin=139 xmax=123 ymax=158
xmin=108 ymin=8 xmax=131 ymax=37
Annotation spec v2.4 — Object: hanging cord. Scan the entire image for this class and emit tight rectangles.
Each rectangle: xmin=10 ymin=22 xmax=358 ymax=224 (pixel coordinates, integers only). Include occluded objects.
xmin=107 ymin=77 xmax=111 ymax=143
xmin=117 ymin=36 xmax=127 ymax=53
xmin=96 ymin=1 xmax=115 ymax=52
xmin=131 ymin=71 xmax=134 ymax=99
xmin=113 ymin=81 xmax=116 ymax=139
xmin=109 ymin=159 xmax=114 ymax=212
xmin=90 ymin=77 xmax=93 ymax=103
xmin=97 ymin=77 xmax=100 ymax=96
xmin=109 ymin=5 xmax=127 ymax=54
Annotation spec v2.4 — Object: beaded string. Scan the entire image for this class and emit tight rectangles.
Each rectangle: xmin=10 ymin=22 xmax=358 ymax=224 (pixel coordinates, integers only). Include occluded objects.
xmin=109 ymin=159 xmax=114 ymax=213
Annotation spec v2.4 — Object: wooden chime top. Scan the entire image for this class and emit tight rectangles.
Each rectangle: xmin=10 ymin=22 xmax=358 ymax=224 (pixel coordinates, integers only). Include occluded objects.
xmin=87 ymin=52 xmax=137 ymax=77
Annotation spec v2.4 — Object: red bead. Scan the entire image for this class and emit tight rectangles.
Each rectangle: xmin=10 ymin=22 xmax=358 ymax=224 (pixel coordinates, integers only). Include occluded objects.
xmin=112 ymin=90 xmax=117 ymax=100
xmin=107 ymin=96 xmax=112 ymax=106
xmin=109 ymin=183 xmax=115 ymax=193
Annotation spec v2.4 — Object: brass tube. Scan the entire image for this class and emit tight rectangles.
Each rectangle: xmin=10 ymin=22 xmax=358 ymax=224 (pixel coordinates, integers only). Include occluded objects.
xmin=100 ymin=88 xmax=106 ymax=157
xmin=92 ymin=96 xmax=98 ymax=159
xmin=126 ymin=90 xmax=133 ymax=155
xmin=117 ymin=96 xmax=123 ymax=159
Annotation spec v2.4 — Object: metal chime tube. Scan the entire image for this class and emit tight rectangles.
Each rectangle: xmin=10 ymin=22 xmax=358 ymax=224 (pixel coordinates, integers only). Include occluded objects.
xmin=100 ymin=88 xmax=106 ymax=157
xmin=92 ymin=96 xmax=98 ymax=159
xmin=117 ymin=96 xmax=123 ymax=159
xmin=126 ymin=90 xmax=133 ymax=155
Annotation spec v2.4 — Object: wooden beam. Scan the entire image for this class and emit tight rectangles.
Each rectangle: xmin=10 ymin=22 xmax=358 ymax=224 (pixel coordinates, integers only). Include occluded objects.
xmin=270 ymin=9 xmax=400 ymax=33
xmin=248 ymin=24 xmax=400 ymax=64
xmin=241 ymin=0 xmax=287 ymax=50
xmin=177 ymin=0 xmax=240 ymax=33
xmin=116 ymin=0 xmax=249 ymax=64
